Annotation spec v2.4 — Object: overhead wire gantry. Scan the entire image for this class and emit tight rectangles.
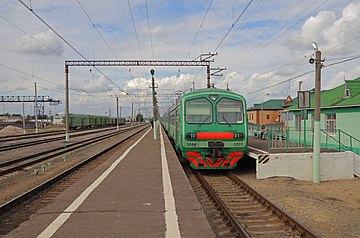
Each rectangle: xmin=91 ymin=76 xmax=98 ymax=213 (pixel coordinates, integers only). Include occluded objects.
xmin=64 ymin=57 xmax=216 ymax=141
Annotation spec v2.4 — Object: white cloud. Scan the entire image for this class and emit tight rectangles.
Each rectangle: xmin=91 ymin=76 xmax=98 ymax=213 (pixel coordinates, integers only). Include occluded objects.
xmin=79 ymin=76 xmax=114 ymax=93
xmin=15 ymin=30 xmax=64 ymax=56
xmin=2 ymin=1 xmax=360 ymax=116
xmin=288 ymin=2 xmax=360 ymax=55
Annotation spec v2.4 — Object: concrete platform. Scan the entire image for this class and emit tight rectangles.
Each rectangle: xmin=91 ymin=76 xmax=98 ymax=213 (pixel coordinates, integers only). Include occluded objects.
xmin=247 ymin=136 xmax=356 ymax=181
xmin=5 ymin=127 xmax=214 ymax=238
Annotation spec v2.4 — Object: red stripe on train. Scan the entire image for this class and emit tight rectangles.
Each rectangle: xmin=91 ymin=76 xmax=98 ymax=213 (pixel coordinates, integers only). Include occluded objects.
xmin=196 ymin=132 xmax=233 ymax=139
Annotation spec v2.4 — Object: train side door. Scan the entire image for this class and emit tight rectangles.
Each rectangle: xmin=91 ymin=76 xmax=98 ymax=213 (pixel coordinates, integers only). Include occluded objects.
xmin=175 ymin=108 xmax=179 ymax=146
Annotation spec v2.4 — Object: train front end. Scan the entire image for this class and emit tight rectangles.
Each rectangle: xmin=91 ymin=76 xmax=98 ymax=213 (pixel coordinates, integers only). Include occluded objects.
xmin=180 ymin=89 xmax=248 ymax=169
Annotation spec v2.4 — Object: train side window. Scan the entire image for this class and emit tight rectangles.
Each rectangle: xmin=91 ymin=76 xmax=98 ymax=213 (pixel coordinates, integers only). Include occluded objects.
xmin=185 ymin=98 xmax=212 ymax=124
xmin=216 ymin=98 xmax=243 ymax=124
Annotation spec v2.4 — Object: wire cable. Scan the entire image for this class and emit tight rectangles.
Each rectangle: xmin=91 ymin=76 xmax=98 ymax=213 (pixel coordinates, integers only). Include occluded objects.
xmin=0 ymin=62 xmax=60 ymax=86
xmin=145 ymin=0 xmax=155 ymax=59
xmin=213 ymin=0 xmax=254 ymax=52
xmin=17 ymin=0 xmax=126 ymax=93
xmin=245 ymin=70 xmax=314 ymax=96
xmin=185 ymin=0 xmax=214 ymax=60
xmin=232 ymin=0 xmax=325 ymax=68
xmin=0 ymin=15 xmax=64 ymax=57
xmin=223 ymin=0 xmax=303 ymax=67
xmin=245 ymin=51 xmax=360 ymax=96
xmin=127 ymin=0 xmax=143 ymax=59
xmin=76 ymin=0 xmax=119 ymax=59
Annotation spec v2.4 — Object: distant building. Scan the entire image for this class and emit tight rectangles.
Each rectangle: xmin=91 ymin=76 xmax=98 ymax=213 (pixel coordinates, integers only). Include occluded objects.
xmin=0 ymin=115 xmax=23 ymax=122
xmin=53 ymin=115 xmax=65 ymax=125
xmin=247 ymin=99 xmax=286 ymax=125
xmin=286 ymin=77 xmax=360 ymax=154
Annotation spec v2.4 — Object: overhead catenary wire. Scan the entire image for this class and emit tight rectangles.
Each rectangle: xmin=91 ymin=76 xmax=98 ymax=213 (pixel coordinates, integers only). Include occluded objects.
xmin=185 ymin=0 xmax=214 ymax=60
xmin=0 ymin=13 xmax=115 ymax=97
xmin=229 ymin=0 xmax=328 ymax=69
xmin=76 ymin=0 xmax=134 ymax=86
xmin=0 ymin=62 xmax=60 ymax=86
xmin=17 ymin=0 xmax=125 ymax=93
xmin=246 ymin=52 xmax=360 ymax=96
xmin=323 ymin=54 xmax=360 ymax=68
xmin=76 ymin=0 xmax=119 ymax=59
xmin=127 ymin=0 xmax=143 ymax=59
xmin=0 ymin=15 xmax=64 ymax=57
xmin=245 ymin=70 xmax=314 ymax=96
xmin=222 ymin=0 xmax=303 ymax=67
xmin=145 ymin=0 xmax=155 ymax=59
xmin=212 ymin=0 xmax=254 ymax=53
xmin=0 ymin=62 xmax=101 ymax=96
xmin=0 ymin=14 xmax=99 ymax=80
xmin=221 ymin=0 xmax=266 ymax=51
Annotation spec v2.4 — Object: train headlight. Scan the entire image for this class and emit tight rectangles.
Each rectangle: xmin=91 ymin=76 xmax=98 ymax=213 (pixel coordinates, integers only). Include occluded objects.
xmin=234 ymin=132 xmax=244 ymax=139
xmin=186 ymin=132 xmax=196 ymax=139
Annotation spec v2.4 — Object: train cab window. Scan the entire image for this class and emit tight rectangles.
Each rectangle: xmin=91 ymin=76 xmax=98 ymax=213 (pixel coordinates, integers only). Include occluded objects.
xmin=216 ymin=98 xmax=243 ymax=124
xmin=185 ymin=98 xmax=212 ymax=124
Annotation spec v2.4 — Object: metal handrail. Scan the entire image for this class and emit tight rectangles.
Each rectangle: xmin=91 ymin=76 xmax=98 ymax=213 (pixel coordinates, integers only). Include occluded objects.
xmin=264 ymin=127 xmax=360 ymax=155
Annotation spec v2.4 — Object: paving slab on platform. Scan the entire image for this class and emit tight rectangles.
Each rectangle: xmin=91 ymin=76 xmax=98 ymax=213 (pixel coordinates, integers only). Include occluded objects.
xmin=5 ymin=127 xmax=214 ymax=238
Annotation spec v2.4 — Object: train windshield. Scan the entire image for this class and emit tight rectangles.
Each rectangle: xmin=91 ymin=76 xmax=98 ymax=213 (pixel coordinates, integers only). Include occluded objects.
xmin=216 ymin=98 xmax=244 ymax=124
xmin=185 ymin=98 xmax=212 ymax=124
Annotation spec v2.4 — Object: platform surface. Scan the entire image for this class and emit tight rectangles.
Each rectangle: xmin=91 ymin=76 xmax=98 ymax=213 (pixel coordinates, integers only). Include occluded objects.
xmin=6 ymin=127 xmax=215 ymax=238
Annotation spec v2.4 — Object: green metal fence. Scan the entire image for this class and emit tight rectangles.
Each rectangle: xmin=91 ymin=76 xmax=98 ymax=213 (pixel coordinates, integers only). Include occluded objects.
xmin=263 ymin=126 xmax=360 ymax=155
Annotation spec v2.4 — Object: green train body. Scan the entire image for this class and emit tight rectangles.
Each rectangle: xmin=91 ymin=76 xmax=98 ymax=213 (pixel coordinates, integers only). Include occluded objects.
xmin=54 ymin=114 xmax=125 ymax=129
xmin=161 ymin=88 xmax=248 ymax=169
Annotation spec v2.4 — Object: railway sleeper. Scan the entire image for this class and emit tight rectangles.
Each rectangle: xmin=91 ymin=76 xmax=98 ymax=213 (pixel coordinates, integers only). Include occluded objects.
xmin=224 ymin=201 xmax=258 ymax=206
xmin=235 ymin=208 xmax=273 ymax=217
xmin=239 ymin=217 xmax=280 ymax=224
xmin=235 ymin=210 xmax=274 ymax=219
xmin=245 ymin=221 xmax=290 ymax=229
xmin=229 ymin=205 xmax=265 ymax=212
xmin=217 ymin=193 xmax=250 ymax=198
xmin=246 ymin=226 xmax=301 ymax=236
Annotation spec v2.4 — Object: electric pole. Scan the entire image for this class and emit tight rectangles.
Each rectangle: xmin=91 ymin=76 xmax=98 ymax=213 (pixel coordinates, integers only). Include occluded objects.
xmin=65 ymin=65 xmax=70 ymax=142
xmin=116 ymin=96 xmax=119 ymax=131
xmin=34 ymin=82 xmax=38 ymax=134
xmin=312 ymin=42 xmax=323 ymax=184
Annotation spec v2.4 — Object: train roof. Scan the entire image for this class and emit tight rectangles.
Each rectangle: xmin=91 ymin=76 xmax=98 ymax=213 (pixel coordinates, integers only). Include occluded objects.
xmin=182 ymin=88 xmax=244 ymax=98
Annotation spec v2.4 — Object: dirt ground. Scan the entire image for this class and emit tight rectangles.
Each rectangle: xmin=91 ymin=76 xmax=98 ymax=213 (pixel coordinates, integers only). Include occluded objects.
xmin=236 ymin=169 xmax=360 ymax=238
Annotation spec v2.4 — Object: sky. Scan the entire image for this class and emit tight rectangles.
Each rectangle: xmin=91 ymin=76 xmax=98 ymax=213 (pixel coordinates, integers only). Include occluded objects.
xmin=1 ymin=0 xmax=360 ymax=118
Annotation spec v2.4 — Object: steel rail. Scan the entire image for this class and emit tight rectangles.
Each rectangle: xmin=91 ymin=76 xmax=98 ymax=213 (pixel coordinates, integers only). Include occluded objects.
xmin=192 ymin=169 xmax=250 ymax=237
xmin=0 ymin=125 xmax=149 ymax=214
xmin=0 ymin=127 xmax=117 ymax=152
xmin=228 ymin=173 xmax=319 ymax=238
xmin=0 ymin=126 xmax=141 ymax=176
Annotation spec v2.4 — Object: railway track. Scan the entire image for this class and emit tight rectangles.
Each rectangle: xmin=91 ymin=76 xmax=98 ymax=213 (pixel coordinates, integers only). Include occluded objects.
xmin=186 ymin=168 xmax=319 ymax=238
xmin=0 ymin=126 xmax=121 ymax=152
xmin=0 ymin=125 xmax=149 ymax=236
xmin=0 ymin=125 xmax=141 ymax=177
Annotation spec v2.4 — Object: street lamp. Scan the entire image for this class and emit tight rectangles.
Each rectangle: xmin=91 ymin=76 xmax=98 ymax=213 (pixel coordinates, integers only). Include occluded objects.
xmin=261 ymin=93 xmax=270 ymax=125
xmin=150 ymin=69 xmax=158 ymax=140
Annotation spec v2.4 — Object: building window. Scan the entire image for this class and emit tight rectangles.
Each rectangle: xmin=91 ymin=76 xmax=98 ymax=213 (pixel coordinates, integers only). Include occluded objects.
xmin=325 ymin=114 xmax=336 ymax=134
xmin=343 ymin=88 xmax=350 ymax=98
xmin=266 ymin=115 xmax=270 ymax=119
